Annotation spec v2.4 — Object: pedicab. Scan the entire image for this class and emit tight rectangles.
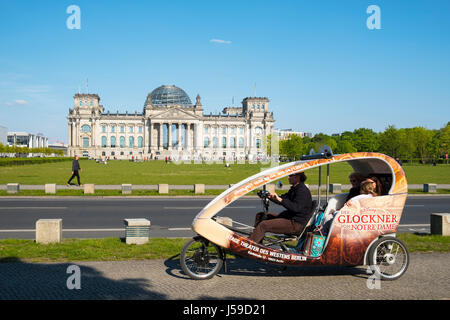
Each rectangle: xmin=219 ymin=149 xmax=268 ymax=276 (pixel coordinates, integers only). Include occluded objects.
xmin=180 ymin=148 xmax=409 ymax=280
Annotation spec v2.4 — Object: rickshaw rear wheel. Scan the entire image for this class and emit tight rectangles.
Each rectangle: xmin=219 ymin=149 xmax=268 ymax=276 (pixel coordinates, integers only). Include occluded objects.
xmin=368 ymin=237 xmax=409 ymax=281
xmin=180 ymin=236 xmax=224 ymax=280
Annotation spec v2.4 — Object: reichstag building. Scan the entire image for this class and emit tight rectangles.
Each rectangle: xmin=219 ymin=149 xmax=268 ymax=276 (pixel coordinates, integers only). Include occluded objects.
xmin=67 ymin=85 xmax=275 ymax=160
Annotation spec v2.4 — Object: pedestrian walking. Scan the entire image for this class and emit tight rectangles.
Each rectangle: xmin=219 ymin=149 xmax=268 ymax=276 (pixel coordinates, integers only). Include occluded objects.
xmin=67 ymin=155 xmax=82 ymax=186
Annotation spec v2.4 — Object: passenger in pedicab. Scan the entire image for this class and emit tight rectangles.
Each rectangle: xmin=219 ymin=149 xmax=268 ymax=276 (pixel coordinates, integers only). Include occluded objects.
xmin=248 ymin=172 xmax=313 ymax=244
xmin=345 ymin=172 xmax=366 ymax=202
xmin=322 ymin=178 xmax=380 ymax=235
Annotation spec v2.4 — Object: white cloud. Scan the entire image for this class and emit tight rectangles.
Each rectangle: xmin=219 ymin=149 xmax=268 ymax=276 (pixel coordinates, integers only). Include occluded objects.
xmin=13 ymin=99 xmax=28 ymax=105
xmin=210 ymin=38 xmax=232 ymax=44
xmin=3 ymin=99 xmax=28 ymax=106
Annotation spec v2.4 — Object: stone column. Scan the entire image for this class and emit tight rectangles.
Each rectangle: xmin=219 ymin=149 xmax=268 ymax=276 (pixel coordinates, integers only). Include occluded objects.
xmin=186 ymin=122 xmax=191 ymax=149
xmin=144 ymin=119 xmax=149 ymax=152
xmin=177 ymin=123 xmax=182 ymax=150
xmin=167 ymin=122 xmax=172 ymax=150
xmin=159 ymin=123 xmax=164 ymax=150
xmin=76 ymin=120 xmax=80 ymax=147
xmin=68 ymin=122 xmax=72 ymax=147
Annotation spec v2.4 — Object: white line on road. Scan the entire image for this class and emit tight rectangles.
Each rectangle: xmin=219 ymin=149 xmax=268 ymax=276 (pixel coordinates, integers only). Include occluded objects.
xmin=0 ymin=207 xmax=68 ymax=210
xmin=0 ymin=228 xmax=125 ymax=232
xmin=398 ymin=224 xmax=430 ymax=227
xmin=164 ymin=206 xmax=256 ymax=210
xmin=0 ymin=224 xmax=431 ymax=233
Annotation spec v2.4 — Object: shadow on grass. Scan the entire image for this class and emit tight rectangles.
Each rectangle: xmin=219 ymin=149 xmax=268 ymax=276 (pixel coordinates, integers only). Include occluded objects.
xmin=0 ymin=257 xmax=167 ymax=299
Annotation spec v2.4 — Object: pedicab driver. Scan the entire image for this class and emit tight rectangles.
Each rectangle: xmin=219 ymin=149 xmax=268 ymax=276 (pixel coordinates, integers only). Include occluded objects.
xmin=249 ymin=172 xmax=313 ymax=244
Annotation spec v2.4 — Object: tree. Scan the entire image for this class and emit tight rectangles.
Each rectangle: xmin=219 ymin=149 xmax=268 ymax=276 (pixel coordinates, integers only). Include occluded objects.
xmin=410 ymin=127 xmax=433 ymax=163
xmin=280 ymin=135 xmax=304 ymax=160
xmin=378 ymin=125 xmax=404 ymax=158
xmin=439 ymin=123 xmax=450 ymax=162
xmin=352 ymin=128 xmax=379 ymax=152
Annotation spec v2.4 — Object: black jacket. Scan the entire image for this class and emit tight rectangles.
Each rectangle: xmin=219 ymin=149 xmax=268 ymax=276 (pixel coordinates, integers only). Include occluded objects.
xmin=72 ymin=159 xmax=81 ymax=172
xmin=272 ymin=182 xmax=313 ymax=225
xmin=345 ymin=187 xmax=360 ymax=202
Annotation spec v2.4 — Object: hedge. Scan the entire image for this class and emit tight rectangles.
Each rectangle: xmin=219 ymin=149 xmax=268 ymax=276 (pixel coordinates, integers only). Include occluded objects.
xmin=0 ymin=157 xmax=72 ymax=167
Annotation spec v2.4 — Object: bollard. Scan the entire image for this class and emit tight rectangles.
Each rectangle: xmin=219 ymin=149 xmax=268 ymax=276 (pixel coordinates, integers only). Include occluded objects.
xmin=194 ymin=184 xmax=205 ymax=194
xmin=45 ymin=184 xmax=57 ymax=194
xmin=124 ymin=218 xmax=151 ymax=244
xmin=423 ymin=184 xmax=437 ymax=193
xmin=84 ymin=184 xmax=95 ymax=194
xmin=158 ymin=184 xmax=169 ymax=194
xmin=430 ymin=213 xmax=450 ymax=236
xmin=122 ymin=184 xmax=132 ymax=195
xmin=7 ymin=183 xmax=20 ymax=194
xmin=329 ymin=183 xmax=342 ymax=194
xmin=36 ymin=219 xmax=62 ymax=244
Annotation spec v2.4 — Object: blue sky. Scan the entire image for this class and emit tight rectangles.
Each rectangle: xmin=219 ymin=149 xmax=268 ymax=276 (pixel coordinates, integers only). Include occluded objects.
xmin=1 ymin=0 xmax=449 ymax=144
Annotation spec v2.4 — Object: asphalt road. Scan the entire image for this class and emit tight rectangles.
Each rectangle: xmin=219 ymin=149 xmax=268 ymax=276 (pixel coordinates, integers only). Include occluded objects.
xmin=0 ymin=195 xmax=448 ymax=239
xmin=0 ymin=252 xmax=448 ymax=300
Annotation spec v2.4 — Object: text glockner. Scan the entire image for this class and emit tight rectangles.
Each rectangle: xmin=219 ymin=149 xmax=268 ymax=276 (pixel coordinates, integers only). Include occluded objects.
xmin=337 ymin=214 xmax=398 ymax=225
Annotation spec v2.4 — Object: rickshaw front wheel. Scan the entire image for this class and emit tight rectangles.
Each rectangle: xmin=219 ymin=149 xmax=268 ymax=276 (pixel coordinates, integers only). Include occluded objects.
xmin=368 ymin=237 xmax=409 ymax=281
xmin=180 ymin=236 xmax=224 ymax=280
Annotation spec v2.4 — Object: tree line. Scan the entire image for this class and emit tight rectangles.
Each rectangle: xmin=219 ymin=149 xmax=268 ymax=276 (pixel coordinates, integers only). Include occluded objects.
xmin=273 ymin=123 xmax=450 ymax=164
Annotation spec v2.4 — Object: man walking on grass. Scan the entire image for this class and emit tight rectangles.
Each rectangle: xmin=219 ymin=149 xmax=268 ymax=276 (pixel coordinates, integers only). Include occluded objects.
xmin=67 ymin=155 xmax=82 ymax=186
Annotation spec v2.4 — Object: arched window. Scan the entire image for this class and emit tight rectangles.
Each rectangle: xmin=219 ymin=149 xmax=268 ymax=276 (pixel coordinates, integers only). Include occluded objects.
xmin=111 ymin=136 xmax=116 ymax=148
xmin=101 ymin=136 xmax=107 ymax=147
xmin=81 ymin=125 xmax=91 ymax=133
xmin=120 ymin=136 xmax=125 ymax=148
xmin=129 ymin=136 xmax=134 ymax=148
xmin=213 ymin=137 xmax=218 ymax=148
xmin=138 ymin=136 xmax=143 ymax=148
xmin=204 ymin=137 xmax=210 ymax=148
xmin=230 ymin=137 xmax=236 ymax=148
xmin=222 ymin=137 xmax=227 ymax=148
xmin=239 ymin=137 xmax=244 ymax=148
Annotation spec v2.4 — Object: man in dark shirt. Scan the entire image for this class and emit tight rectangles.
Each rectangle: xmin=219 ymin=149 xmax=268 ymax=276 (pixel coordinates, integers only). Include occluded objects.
xmin=248 ymin=172 xmax=313 ymax=244
xmin=67 ymin=155 xmax=82 ymax=186
xmin=345 ymin=172 xmax=365 ymax=202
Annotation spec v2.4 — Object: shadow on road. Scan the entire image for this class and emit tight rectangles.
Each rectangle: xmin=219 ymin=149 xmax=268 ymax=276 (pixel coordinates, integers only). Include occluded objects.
xmin=0 ymin=257 xmax=167 ymax=300
xmin=164 ymin=254 xmax=368 ymax=280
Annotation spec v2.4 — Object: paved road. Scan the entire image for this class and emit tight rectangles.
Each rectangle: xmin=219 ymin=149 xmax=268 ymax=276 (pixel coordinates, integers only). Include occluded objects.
xmin=0 ymin=195 xmax=448 ymax=239
xmin=0 ymin=252 xmax=448 ymax=300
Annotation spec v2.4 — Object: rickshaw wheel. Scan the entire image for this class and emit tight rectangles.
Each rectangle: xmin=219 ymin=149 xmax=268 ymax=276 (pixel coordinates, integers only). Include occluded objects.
xmin=180 ymin=237 xmax=223 ymax=280
xmin=368 ymin=237 xmax=409 ymax=281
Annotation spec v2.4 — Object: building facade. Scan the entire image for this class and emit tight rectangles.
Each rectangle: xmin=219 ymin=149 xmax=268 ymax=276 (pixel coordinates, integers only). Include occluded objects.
xmin=277 ymin=129 xmax=313 ymax=140
xmin=7 ymin=132 xmax=48 ymax=148
xmin=67 ymin=85 xmax=275 ymax=160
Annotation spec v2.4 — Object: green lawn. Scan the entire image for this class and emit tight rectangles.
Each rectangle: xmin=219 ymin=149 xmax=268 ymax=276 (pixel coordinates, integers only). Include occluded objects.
xmin=1 ymin=159 xmax=449 ymax=185
xmin=0 ymin=234 xmax=448 ymax=263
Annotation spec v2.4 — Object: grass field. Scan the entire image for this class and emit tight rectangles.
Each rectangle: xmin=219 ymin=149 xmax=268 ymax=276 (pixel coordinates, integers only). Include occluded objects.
xmin=0 ymin=234 xmax=448 ymax=263
xmin=1 ymin=159 xmax=449 ymax=186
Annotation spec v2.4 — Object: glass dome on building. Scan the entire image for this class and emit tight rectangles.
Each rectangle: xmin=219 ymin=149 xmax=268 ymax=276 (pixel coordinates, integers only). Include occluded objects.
xmin=150 ymin=85 xmax=192 ymax=107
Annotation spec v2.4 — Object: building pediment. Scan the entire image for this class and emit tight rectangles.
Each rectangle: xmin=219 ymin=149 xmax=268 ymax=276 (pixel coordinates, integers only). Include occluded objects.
xmin=150 ymin=107 xmax=200 ymax=121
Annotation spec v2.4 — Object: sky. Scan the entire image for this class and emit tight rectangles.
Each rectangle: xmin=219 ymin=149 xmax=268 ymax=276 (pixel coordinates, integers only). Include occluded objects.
xmin=0 ymin=0 xmax=449 ymax=144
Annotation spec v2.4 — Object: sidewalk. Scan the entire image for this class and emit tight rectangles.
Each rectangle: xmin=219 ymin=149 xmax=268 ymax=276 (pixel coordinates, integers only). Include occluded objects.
xmin=0 ymin=252 xmax=448 ymax=300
